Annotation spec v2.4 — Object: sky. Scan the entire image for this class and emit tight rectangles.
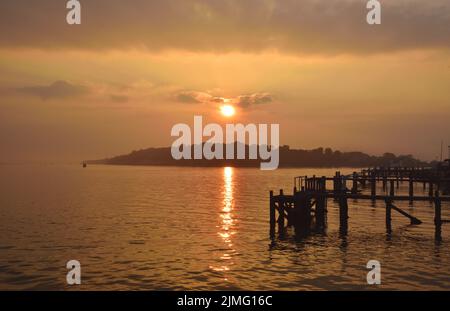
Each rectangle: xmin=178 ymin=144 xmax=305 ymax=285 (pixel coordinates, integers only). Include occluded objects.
xmin=0 ymin=0 xmax=449 ymax=162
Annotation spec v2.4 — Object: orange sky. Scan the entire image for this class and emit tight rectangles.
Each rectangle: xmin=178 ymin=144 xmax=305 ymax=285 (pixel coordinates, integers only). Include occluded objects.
xmin=0 ymin=0 xmax=449 ymax=162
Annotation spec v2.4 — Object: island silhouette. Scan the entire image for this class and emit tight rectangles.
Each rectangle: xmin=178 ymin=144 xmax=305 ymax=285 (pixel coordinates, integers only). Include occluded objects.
xmin=86 ymin=144 xmax=428 ymax=168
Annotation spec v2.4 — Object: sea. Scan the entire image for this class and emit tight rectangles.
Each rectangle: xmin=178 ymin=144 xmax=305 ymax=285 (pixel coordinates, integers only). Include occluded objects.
xmin=0 ymin=165 xmax=448 ymax=290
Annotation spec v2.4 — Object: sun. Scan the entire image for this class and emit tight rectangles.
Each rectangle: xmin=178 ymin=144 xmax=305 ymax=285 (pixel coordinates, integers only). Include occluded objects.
xmin=220 ymin=105 xmax=236 ymax=117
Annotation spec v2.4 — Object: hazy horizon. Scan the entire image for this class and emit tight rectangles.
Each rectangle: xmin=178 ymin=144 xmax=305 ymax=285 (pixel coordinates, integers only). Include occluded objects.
xmin=0 ymin=144 xmax=435 ymax=165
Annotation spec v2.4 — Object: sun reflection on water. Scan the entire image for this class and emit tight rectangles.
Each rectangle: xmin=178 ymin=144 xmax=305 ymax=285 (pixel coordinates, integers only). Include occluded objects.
xmin=210 ymin=167 xmax=236 ymax=275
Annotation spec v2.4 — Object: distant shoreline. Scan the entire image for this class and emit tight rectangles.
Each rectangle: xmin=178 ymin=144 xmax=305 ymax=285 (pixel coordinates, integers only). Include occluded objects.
xmin=85 ymin=163 xmax=372 ymax=169
xmin=86 ymin=145 xmax=430 ymax=168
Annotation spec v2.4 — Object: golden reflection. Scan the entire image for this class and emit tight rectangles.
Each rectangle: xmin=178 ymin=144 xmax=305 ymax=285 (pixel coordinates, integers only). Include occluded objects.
xmin=210 ymin=167 xmax=236 ymax=274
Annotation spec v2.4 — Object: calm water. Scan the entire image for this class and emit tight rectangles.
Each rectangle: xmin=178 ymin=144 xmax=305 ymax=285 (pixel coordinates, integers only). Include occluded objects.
xmin=0 ymin=165 xmax=449 ymax=290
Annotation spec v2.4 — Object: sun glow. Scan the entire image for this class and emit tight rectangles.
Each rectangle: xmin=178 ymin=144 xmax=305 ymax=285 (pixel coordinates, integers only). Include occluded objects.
xmin=220 ymin=105 xmax=236 ymax=117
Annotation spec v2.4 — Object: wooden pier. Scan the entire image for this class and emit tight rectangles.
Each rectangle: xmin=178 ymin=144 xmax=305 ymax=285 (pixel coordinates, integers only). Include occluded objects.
xmin=270 ymin=167 xmax=450 ymax=241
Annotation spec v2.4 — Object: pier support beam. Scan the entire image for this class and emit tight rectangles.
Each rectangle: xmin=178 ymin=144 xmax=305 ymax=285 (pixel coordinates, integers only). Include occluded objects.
xmin=385 ymin=199 xmax=392 ymax=234
xmin=333 ymin=172 xmax=341 ymax=201
xmin=409 ymin=176 xmax=414 ymax=204
xmin=315 ymin=196 xmax=326 ymax=230
xmin=277 ymin=189 xmax=285 ymax=233
xmin=435 ymin=191 xmax=442 ymax=241
xmin=390 ymin=180 xmax=395 ymax=197
xmin=314 ymin=177 xmax=327 ymax=230
xmin=269 ymin=191 xmax=275 ymax=238
xmin=293 ymin=192 xmax=311 ymax=237
xmin=371 ymin=174 xmax=376 ymax=201
xmin=390 ymin=203 xmax=422 ymax=225
xmin=339 ymin=195 xmax=349 ymax=235
xmin=352 ymin=172 xmax=358 ymax=194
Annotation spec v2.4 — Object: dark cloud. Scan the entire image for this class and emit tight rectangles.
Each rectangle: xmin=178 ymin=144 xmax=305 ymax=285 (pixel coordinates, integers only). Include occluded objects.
xmin=236 ymin=93 xmax=273 ymax=108
xmin=175 ymin=90 xmax=273 ymax=109
xmin=0 ymin=0 xmax=448 ymax=54
xmin=176 ymin=91 xmax=225 ymax=104
xmin=17 ymin=81 xmax=89 ymax=100
xmin=176 ymin=91 xmax=203 ymax=104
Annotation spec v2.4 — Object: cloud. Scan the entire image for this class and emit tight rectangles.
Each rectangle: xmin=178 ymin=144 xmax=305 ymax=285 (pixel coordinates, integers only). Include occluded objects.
xmin=17 ymin=80 xmax=89 ymax=100
xmin=176 ymin=91 xmax=205 ymax=104
xmin=235 ymin=93 xmax=273 ymax=108
xmin=0 ymin=0 xmax=449 ymax=54
xmin=175 ymin=90 xmax=273 ymax=109
xmin=176 ymin=91 xmax=226 ymax=104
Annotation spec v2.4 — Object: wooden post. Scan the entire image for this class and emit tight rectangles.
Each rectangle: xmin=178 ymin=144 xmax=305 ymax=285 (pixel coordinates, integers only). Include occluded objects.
xmin=305 ymin=195 xmax=312 ymax=231
xmin=323 ymin=176 xmax=328 ymax=215
xmin=270 ymin=191 xmax=275 ymax=237
xmin=409 ymin=176 xmax=414 ymax=204
xmin=382 ymin=174 xmax=387 ymax=192
xmin=352 ymin=172 xmax=358 ymax=194
xmin=277 ymin=189 xmax=285 ymax=233
xmin=315 ymin=179 xmax=326 ymax=230
xmin=339 ymin=172 xmax=348 ymax=234
xmin=428 ymin=181 xmax=434 ymax=198
xmin=385 ymin=198 xmax=392 ymax=234
xmin=390 ymin=180 xmax=395 ymax=197
xmin=294 ymin=192 xmax=310 ymax=237
xmin=434 ymin=190 xmax=442 ymax=241
xmin=371 ymin=173 xmax=376 ymax=201
xmin=333 ymin=172 xmax=339 ymax=201
xmin=339 ymin=194 xmax=349 ymax=235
